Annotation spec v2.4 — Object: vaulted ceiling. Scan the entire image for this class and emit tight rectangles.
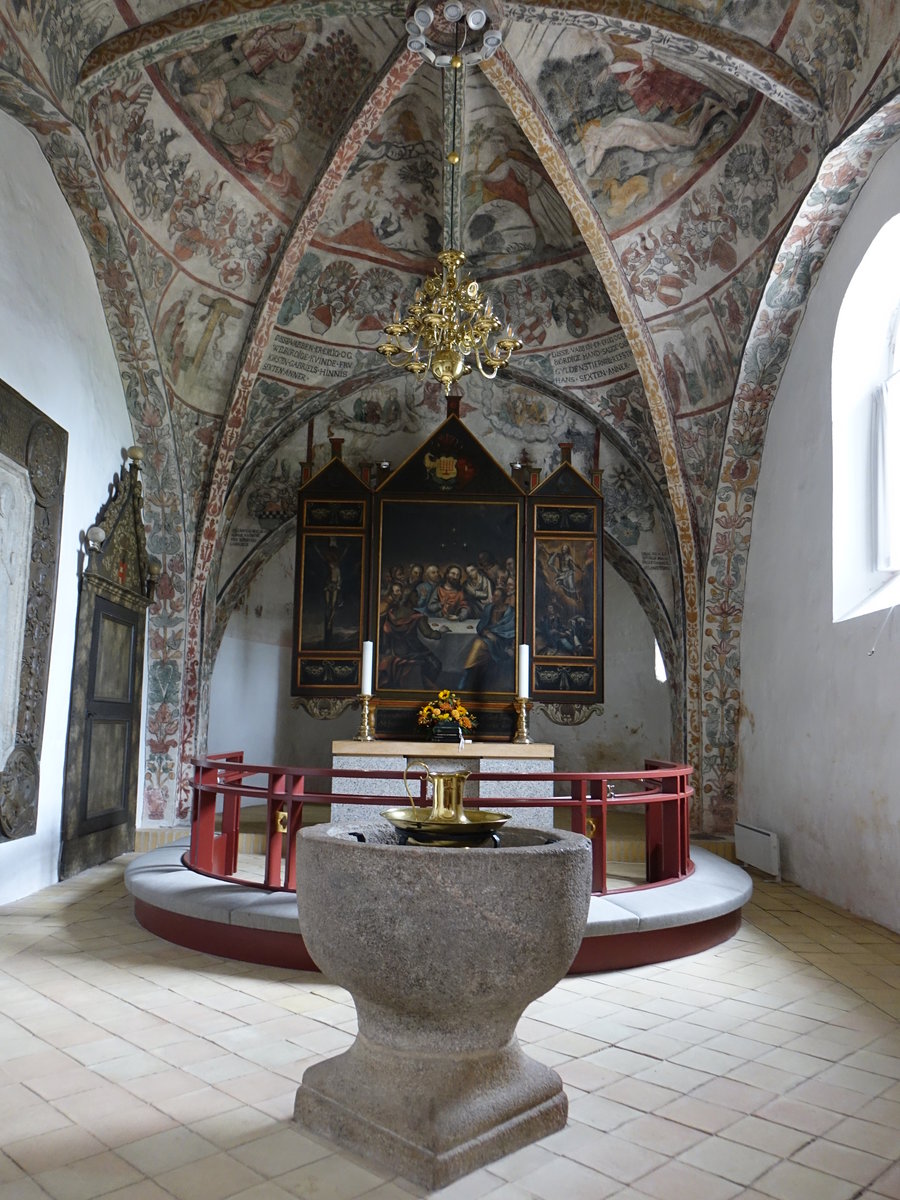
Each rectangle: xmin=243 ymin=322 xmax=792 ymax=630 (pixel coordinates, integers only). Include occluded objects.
xmin=1 ymin=0 xmax=898 ymax=827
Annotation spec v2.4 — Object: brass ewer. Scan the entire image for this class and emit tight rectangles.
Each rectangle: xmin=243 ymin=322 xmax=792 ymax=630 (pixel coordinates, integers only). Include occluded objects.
xmin=381 ymin=763 xmax=509 ymax=845
xmin=404 ymin=760 xmax=471 ymax=824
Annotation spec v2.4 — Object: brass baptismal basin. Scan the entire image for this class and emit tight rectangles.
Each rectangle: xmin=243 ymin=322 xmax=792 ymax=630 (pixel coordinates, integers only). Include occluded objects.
xmin=381 ymin=759 xmax=510 ymax=845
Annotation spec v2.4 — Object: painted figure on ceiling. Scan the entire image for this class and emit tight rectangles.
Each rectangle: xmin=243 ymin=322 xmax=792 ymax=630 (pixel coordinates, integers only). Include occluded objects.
xmin=167 ymin=23 xmax=321 ymax=200
xmin=466 ymin=123 xmax=576 ymax=263
xmin=538 ymin=33 xmax=744 ymax=224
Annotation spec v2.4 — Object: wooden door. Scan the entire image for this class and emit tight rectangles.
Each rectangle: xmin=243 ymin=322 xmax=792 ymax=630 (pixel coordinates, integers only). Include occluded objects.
xmin=59 ymin=451 xmax=153 ymax=879
xmin=60 ymin=597 xmax=143 ymax=876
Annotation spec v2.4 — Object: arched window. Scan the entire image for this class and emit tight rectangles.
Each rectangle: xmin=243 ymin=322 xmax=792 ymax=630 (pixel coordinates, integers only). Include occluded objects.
xmin=832 ymin=215 xmax=900 ymax=621
xmin=874 ymin=301 xmax=900 ymax=572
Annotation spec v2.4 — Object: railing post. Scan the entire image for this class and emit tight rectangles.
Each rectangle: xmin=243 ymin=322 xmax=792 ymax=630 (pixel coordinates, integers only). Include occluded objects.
xmin=569 ymin=778 xmax=587 ymax=836
xmin=267 ymin=771 xmax=287 ymax=888
xmin=644 ymin=760 xmax=683 ymax=882
xmin=588 ymin=776 xmax=608 ymax=894
xmin=284 ymin=773 xmax=305 ymax=891
xmin=680 ymin=768 xmax=691 ymax=875
xmin=188 ymin=760 xmax=218 ymax=872
xmin=570 ymin=777 xmax=606 ymax=893
xmin=219 ymin=758 xmax=244 ymax=876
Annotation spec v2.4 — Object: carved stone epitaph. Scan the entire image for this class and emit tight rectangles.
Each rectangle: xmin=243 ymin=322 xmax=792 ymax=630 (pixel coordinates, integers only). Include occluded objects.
xmin=0 ymin=457 xmax=33 ymax=774
xmin=0 ymin=381 xmax=67 ymax=840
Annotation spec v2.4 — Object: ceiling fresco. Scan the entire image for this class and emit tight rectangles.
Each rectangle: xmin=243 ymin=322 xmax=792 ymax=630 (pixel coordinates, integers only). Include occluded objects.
xmin=317 ymin=68 xmax=445 ymax=258
xmin=461 ymin=71 xmax=580 ymax=266
xmin=0 ymin=0 xmax=897 ymax=831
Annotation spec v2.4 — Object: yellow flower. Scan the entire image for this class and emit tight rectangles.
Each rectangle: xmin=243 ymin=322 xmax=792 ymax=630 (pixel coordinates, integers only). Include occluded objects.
xmin=417 ymin=690 xmax=477 ymax=729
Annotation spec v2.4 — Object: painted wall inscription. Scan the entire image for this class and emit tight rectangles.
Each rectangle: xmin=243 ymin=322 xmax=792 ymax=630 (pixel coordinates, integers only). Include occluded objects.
xmin=261 ymin=331 xmax=357 ymax=385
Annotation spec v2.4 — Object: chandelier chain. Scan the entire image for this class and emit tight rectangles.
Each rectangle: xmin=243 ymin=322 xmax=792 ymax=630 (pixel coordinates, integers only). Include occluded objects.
xmin=376 ymin=1 xmax=522 ymax=394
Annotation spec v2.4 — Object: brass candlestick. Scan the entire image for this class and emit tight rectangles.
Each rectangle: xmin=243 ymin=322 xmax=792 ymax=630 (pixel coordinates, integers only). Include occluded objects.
xmin=513 ymin=698 xmax=533 ymax=744
xmin=355 ymin=694 xmax=375 ymax=741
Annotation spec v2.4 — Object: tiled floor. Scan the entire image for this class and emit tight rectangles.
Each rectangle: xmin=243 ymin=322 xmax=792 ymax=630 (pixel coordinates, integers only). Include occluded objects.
xmin=1 ymin=861 xmax=899 ymax=1200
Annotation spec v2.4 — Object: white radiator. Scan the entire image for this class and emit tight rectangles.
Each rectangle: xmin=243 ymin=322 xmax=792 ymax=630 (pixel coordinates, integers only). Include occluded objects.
xmin=734 ymin=821 xmax=781 ymax=881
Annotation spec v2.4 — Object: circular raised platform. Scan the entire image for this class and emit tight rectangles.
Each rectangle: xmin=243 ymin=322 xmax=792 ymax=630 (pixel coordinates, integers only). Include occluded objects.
xmin=125 ymin=840 xmax=752 ymax=973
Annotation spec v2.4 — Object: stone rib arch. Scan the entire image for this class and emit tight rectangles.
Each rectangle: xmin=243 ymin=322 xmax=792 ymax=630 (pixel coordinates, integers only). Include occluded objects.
xmin=79 ymin=1 xmax=402 ymax=93
xmin=0 ymin=57 xmax=190 ymax=826
xmin=480 ymin=46 xmax=704 ymax=793
xmin=176 ymin=45 xmax=422 ymax=815
xmin=78 ymin=0 xmax=821 ymax=127
xmin=507 ymin=0 xmax=821 ymax=125
xmin=700 ymin=95 xmax=900 ymax=833
xmin=202 ymin=361 xmax=684 ymax=750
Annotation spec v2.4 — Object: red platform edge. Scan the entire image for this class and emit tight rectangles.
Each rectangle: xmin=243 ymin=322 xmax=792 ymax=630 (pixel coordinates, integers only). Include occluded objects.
xmin=133 ymin=898 xmax=742 ymax=976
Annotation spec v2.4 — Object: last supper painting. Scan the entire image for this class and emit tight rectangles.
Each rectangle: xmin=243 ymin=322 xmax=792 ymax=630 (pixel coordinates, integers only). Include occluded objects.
xmin=375 ymin=498 xmax=521 ymax=698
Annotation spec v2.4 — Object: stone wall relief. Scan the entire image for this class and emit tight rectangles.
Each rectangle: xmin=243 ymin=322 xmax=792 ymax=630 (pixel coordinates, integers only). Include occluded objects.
xmin=0 ymin=383 xmax=67 ymax=841
xmin=0 ymin=457 xmax=34 ymax=774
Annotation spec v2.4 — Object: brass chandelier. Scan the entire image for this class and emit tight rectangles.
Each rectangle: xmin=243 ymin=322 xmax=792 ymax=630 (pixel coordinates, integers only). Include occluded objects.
xmin=377 ymin=3 xmax=522 ymax=394
xmin=378 ymin=248 xmax=522 ymax=393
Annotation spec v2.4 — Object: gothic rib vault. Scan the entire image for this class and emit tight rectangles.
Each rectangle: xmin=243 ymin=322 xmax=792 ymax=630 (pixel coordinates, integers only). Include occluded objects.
xmin=0 ymin=0 xmax=897 ymax=830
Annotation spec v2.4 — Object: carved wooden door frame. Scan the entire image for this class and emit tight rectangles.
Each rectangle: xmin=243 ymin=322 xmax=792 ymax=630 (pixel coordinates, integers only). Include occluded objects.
xmin=59 ymin=449 xmax=157 ymax=879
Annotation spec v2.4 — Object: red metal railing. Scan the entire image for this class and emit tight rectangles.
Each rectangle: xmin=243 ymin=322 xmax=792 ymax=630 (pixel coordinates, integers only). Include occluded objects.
xmin=187 ymin=753 xmax=693 ymax=897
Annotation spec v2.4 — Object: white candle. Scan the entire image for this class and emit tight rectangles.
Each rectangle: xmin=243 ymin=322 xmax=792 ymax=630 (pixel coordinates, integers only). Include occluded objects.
xmin=361 ymin=641 xmax=374 ymax=696
xmin=517 ymin=643 xmax=530 ymax=699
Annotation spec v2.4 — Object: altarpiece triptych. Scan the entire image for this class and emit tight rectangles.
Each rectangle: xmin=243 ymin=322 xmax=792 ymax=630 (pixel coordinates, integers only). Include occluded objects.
xmin=292 ymin=416 xmax=603 ymax=738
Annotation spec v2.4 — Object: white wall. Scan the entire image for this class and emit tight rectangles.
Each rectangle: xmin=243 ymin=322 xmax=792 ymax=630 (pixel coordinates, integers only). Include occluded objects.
xmin=738 ymin=136 xmax=900 ymax=933
xmin=0 ymin=112 xmax=133 ymax=903
xmin=208 ymin=541 xmax=672 ymax=771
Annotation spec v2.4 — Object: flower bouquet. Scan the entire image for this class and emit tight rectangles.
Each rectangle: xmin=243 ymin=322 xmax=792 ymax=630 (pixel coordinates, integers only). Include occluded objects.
xmin=417 ymin=690 xmax=477 ymax=741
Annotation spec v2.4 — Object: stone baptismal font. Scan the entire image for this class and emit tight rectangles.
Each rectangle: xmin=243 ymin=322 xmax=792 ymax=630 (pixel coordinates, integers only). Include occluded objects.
xmin=293 ymin=776 xmax=592 ymax=1190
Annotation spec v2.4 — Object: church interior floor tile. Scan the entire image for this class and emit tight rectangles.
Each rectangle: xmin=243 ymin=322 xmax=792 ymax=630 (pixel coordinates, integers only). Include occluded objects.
xmin=1 ymin=861 xmax=900 ymax=1198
